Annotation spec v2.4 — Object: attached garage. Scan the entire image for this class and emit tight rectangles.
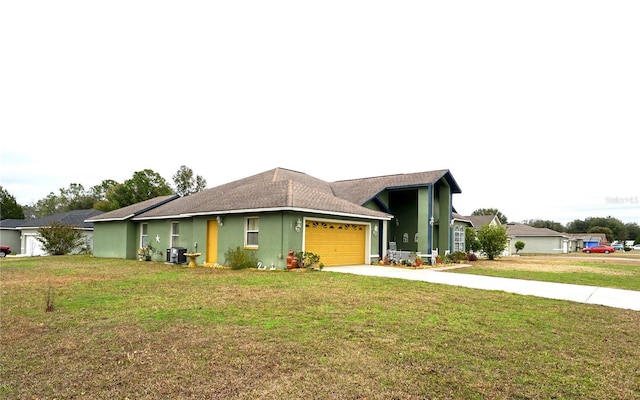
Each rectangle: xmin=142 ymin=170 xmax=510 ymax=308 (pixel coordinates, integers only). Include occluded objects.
xmin=304 ymin=220 xmax=367 ymax=266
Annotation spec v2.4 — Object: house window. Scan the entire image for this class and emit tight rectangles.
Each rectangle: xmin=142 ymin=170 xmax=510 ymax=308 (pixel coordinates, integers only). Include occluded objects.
xmin=141 ymin=223 xmax=148 ymax=248
xmin=454 ymin=226 xmax=465 ymax=252
xmin=245 ymin=217 xmax=259 ymax=248
xmin=170 ymin=222 xmax=179 ymax=247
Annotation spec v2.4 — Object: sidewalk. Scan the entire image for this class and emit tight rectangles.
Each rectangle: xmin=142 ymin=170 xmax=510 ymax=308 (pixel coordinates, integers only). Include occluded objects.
xmin=322 ymin=265 xmax=640 ymax=311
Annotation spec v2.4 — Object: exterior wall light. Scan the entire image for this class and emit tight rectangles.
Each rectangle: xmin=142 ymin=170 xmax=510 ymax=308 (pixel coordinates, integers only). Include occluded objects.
xmin=295 ymin=218 xmax=302 ymax=232
xmin=216 ymin=216 xmax=223 ymax=227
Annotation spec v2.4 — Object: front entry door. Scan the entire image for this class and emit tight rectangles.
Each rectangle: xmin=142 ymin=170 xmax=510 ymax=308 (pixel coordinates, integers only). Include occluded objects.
xmin=207 ymin=220 xmax=219 ymax=264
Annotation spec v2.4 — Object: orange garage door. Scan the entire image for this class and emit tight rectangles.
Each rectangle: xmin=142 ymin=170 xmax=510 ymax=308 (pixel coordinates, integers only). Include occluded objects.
xmin=304 ymin=221 xmax=366 ymax=266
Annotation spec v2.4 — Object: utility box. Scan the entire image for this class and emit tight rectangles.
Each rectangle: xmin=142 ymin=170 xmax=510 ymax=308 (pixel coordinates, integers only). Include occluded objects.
xmin=167 ymin=247 xmax=187 ymax=264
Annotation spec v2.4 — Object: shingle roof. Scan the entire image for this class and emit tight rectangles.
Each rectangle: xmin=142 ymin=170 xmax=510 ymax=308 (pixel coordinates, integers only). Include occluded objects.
xmin=136 ymin=168 xmax=392 ymax=220
xmin=506 ymin=223 xmax=566 ymax=237
xmin=331 ymin=169 xmax=460 ymax=205
xmin=465 ymin=215 xmax=498 ymax=228
xmin=87 ymin=195 xmax=179 ymax=222
xmin=17 ymin=209 xmax=104 ymax=229
xmin=0 ymin=219 xmax=24 ymax=229
xmin=86 ymin=167 xmax=462 ymax=222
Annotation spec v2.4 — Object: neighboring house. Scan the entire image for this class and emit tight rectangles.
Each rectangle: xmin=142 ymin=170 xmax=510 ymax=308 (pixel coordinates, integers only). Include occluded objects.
xmin=15 ymin=209 xmax=104 ymax=256
xmin=569 ymin=233 xmax=607 ymax=250
xmin=0 ymin=219 xmax=23 ymax=254
xmin=505 ymin=223 xmax=574 ymax=255
xmin=450 ymin=212 xmax=473 ymax=253
xmin=87 ymin=167 xmax=462 ymax=267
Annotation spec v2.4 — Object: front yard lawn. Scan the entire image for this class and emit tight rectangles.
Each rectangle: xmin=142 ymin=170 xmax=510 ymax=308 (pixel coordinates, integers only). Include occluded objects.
xmin=1 ymin=255 xmax=638 ymax=399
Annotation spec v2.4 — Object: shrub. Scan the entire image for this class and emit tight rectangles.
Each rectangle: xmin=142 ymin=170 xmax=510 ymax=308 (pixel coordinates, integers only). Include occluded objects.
xmin=477 ymin=225 xmax=508 ymax=260
xmin=515 ymin=241 xmax=525 ymax=254
xmin=294 ymin=251 xmax=321 ymax=268
xmin=468 ymin=252 xmax=478 ymax=261
xmin=36 ymin=222 xmax=84 ymax=255
xmin=450 ymin=251 xmax=468 ymax=263
xmin=224 ymin=246 xmax=258 ymax=270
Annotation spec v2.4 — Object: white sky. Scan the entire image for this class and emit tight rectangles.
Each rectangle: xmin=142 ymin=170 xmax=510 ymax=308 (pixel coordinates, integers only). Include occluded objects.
xmin=1 ymin=1 xmax=639 ymax=225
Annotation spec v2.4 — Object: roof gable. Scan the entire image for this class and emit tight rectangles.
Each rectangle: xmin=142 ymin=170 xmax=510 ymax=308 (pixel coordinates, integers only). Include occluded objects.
xmin=136 ymin=168 xmax=391 ymax=220
xmin=331 ymin=169 xmax=460 ymax=205
xmin=465 ymin=215 xmax=500 ymax=228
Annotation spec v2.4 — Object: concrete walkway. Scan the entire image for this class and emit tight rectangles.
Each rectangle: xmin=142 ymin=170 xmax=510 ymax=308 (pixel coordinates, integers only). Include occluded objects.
xmin=322 ymin=265 xmax=640 ymax=311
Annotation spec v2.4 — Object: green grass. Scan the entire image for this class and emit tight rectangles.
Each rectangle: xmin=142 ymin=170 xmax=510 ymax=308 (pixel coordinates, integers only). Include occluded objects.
xmin=1 ymin=255 xmax=639 ymax=399
xmin=448 ymin=255 xmax=640 ymax=290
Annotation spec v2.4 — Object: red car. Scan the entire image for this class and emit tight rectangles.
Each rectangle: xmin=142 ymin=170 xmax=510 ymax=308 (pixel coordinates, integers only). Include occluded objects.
xmin=0 ymin=245 xmax=10 ymax=257
xmin=582 ymin=245 xmax=615 ymax=254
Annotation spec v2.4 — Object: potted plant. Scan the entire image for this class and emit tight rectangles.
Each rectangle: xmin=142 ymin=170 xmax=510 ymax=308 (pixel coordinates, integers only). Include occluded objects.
xmin=137 ymin=244 xmax=155 ymax=261
xmin=414 ymin=255 xmax=423 ymax=267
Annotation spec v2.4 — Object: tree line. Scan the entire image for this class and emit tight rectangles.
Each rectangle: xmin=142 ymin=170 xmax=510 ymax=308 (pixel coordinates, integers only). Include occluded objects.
xmin=0 ymin=165 xmax=206 ymax=219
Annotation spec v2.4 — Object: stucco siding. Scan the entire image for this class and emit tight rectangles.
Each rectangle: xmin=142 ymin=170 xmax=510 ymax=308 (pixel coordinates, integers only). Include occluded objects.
xmin=511 ymin=236 xmax=566 ymax=254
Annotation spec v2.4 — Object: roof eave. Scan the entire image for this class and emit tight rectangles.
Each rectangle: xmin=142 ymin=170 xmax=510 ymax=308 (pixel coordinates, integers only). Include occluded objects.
xmin=133 ymin=206 xmax=393 ymax=221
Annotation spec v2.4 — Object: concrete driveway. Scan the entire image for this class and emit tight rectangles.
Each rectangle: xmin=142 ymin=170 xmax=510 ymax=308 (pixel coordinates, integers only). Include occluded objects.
xmin=322 ymin=265 xmax=640 ymax=311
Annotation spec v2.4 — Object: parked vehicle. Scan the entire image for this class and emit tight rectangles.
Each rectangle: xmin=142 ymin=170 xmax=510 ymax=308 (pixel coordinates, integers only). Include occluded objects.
xmin=0 ymin=245 xmax=11 ymax=257
xmin=612 ymin=243 xmax=624 ymax=251
xmin=582 ymin=245 xmax=615 ymax=254
xmin=633 ymin=244 xmax=640 ymax=251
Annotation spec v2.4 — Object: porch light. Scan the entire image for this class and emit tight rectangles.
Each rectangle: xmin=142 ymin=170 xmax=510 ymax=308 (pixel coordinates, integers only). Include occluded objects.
xmin=216 ymin=216 xmax=223 ymax=227
xmin=295 ymin=218 xmax=302 ymax=232
xmin=373 ymin=225 xmax=378 ymax=236
xmin=430 ymin=217 xmax=434 ymax=226
xmin=450 ymin=220 xmax=454 ymax=228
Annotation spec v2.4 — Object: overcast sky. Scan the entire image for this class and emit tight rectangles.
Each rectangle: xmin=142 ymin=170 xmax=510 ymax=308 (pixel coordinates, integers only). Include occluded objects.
xmin=1 ymin=1 xmax=638 ymax=225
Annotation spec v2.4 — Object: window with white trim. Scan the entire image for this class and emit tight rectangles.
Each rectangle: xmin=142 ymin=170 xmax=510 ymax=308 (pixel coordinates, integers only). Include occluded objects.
xmin=245 ymin=217 xmax=259 ymax=248
xmin=454 ymin=225 xmax=465 ymax=252
xmin=141 ymin=223 xmax=148 ymax=248
xmin=170 ymin=222 xmax=180 ymax=247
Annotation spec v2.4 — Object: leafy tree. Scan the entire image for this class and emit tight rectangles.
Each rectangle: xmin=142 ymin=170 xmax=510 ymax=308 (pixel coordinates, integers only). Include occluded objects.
xmin=61 ymin=183 xmax=98 ymax=211
xmin=91 ymin=180 xmax=121 ymax=212
xmin=471 ymin=208 xmax=508 ymax=224
xmin=477 ymin=224 xmax=508 ymax=260
xmin=566 ymin=219 xmax=590 ymax=233
xmin=108 ymin=169 xmax=173 ymax=208
xmin=0 ymin=185 xmax=25 ymax=219
xmin=524 ymin=219 xmax=565 ymax=232
xmin=465 ymin=227 xmax=481 ymax=252
xmin=36 ymin=222 xmax=85 ymax=255
xmin=567 ymin=217 xmax=633 ymax=243
xmin=173 ymin=165 xmax=207 ymax=197
xmin=515 ymin=241 xmax=525 ymax=254
xmin=34 ymin=192 xmax=65 ymax=217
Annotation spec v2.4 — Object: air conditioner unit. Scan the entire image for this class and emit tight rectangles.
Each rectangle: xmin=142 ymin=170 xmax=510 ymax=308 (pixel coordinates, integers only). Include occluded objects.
xmin=167 ymin=247 xmax=187 ymax=264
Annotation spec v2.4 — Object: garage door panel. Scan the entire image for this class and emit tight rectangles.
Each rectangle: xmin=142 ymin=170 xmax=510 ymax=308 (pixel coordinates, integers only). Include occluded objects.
xmin=305 ymin=221 xmax=366 ymax=266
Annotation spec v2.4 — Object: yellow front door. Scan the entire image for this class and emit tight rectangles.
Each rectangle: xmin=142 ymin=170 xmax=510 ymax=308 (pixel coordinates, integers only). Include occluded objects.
xmin=304 ymin=221 xmax=366 ymax=266
xmin=207 ymin=220 xmax=218 ymax=264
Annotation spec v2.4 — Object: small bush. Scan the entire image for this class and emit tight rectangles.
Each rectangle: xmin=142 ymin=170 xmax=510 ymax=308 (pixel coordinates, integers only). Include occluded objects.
xmin=224 ymin=246 xmax=258 ymax=270
xmin=468 ymin=252 xmax=478 ymax=261
xmin=37 ymin=222 xmax=84 ymax=255
xmin=450 ymin=251 xmax=468 ymax=263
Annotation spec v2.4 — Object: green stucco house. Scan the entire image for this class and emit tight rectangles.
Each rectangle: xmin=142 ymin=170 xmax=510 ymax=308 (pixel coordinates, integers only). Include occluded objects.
xmin=86 ymin=167 xmax=462 ymax=267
